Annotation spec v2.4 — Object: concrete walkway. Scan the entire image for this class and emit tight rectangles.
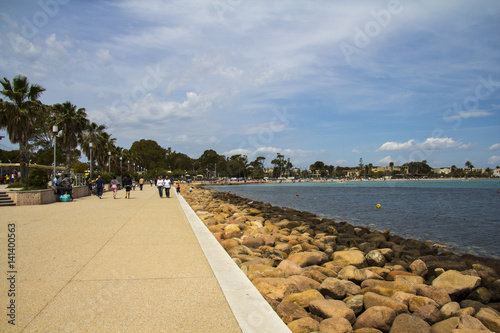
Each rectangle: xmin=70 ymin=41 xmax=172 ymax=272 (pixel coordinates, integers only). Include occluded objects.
xmin=0 ymin=184 xmax=290 ymax=332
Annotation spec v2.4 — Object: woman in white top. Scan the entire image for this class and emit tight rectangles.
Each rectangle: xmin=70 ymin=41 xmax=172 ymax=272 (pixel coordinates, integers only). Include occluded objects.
xmin=156 ymin=176 xmax=163 ymax=198
xmin=163 ymin=176 xmax=171 ymax=198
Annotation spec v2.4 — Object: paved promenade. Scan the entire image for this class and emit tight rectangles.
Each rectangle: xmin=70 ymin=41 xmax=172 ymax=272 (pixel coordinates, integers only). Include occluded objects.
xmin=0 ymin=184 xmax=290 ymax=332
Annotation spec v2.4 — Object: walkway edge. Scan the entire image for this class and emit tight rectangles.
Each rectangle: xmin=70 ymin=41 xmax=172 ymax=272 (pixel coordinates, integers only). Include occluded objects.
xmin=177 ymin=193 xmax=292 ymax=333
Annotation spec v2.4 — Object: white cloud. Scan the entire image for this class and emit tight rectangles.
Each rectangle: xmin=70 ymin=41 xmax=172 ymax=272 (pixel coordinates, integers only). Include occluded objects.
xmin=96 ymin=49 xmax=113 ymax=66
xmin=487 ymin=143 xmax=500 ymax=151
xmin=377 ymin=138 xmax=462 ymax=152
xmin=488 ymin=156 xmax=500 ymax=166
xmin=378 ymin=156 xmax=393 ymax=165
xmin=443 ymin=110 xmax=493 ymax=121
xmin=376 ymin=139 xmax=415 ymax=152
xmin=352 ymin=148 xmax=361 ymax=153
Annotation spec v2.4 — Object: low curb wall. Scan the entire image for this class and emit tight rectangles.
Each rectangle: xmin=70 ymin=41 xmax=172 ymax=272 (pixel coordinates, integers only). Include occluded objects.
xmin=7 ymin=186 xmax=90 ymax=206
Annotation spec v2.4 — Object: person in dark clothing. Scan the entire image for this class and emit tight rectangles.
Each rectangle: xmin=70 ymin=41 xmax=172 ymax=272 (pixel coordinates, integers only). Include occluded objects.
xmin=59 ymin=174 xmax=73 ymax=201
xmin=95 ymin=175 xmax=105 ymax=199
xmin=123 ymin=174 xmax=132 ymax=199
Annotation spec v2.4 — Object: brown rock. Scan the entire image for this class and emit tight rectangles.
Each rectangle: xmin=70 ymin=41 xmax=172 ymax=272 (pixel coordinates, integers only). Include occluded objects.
xmin=389 ymin=313 xmax=431 ymax=333
xmin=220 ymin=238 xmax=240 ymax=251
xmin=287 ymin=251 xmax=329 ymax=268
xmin=319 ymin=317 xmax=353 ymax=333
xmin=301 ymin=269 xmax=328 ymax=283
xmin=416 ymin=285 xmax=452 ymax=308
xmin=458 ymin=314 xmax=492 ymax=331
xmin=242 ymin=236 xmax=265 ymax=248
xmin=475 ymin=307 xmax=500 ymax=333
xmin=364 ymin=292 xmax=408 ymax=315
xmin=333 ymin=250 xmax=367 ymax=267
xmin=487 ymin=280 xmax=500 ymax=302
xmin=359 ymin=281 xmax=413 ymax=297
xmin=345 ymin=294 xmax=364 ymax=314
xmin=288 ymin=275 xmax=321 ymax=292
xmin=247 ymin=264 xmax=285 ymax=281
xmin=227 ymin=244 xmax=254 ymax=257
xmin=440 ymin=302 xmax=461 ymax=318
xmin=309 ymin=299 xmax=356 ymax=324
xmin=287 ymin=317 xmax=320 ymax=333
xmin=386 ymin=270 xmax=420 ymax=281
xmin=353 ymin=329 xmax=383 ymax=333
xmin=276 ymin=301 xmax=310 ymax=324
xmin=277 ymin=260 xmax=305 ymax=276
xmin=319 ymin=277 xmax=347 ymax=299
xmin=391 ymin=291 xmax=413 ymax=307
xmin=338 ymin=265 xmax=369 ymax=283
xmin=467 ymin=287 xmax=492 ymax=304
xmin=282 ymin=289 xmax=325 ymax=308
xmin=410 ymin=259 xmax=429 ymax=277
xmin=353 ymin=306 xmax=396 ymax=332
xmin=432 ymin=270 xmax=482 ymax=299
xmin=252 ymin=277 xmax=299 ymax=301
xmin=413 ymin=304 xmax=443 ymax=325
xmin=366 ymin=250 xmax=387 ymax=267
xmin=409 ymin=295 xmax=439 ymax=312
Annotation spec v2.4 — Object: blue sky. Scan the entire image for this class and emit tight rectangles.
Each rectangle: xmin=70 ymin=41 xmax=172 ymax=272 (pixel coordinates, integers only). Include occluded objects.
xmin=1 ymin=0 xmax=500 ymax=169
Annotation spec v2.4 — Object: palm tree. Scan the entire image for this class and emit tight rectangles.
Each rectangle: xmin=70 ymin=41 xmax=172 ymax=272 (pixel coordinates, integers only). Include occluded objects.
xmin=52 ymin=101 xmax=88 ymax=173
xmin=0 ymin=75 xmax=46 ymax=181
xmin=465 ymin=160 xmax=474 ymax=173
xmin=80 ymin=121 xmax=106 ymax=172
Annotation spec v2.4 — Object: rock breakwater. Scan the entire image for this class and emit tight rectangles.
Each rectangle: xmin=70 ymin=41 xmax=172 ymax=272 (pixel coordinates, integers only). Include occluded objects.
xmin=183 ymin=186 xmax=500 ymax=333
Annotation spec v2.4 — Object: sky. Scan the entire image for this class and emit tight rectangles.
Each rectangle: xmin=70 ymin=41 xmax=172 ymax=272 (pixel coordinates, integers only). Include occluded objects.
xmin=1 ymin=0 xmax=500 ymax=169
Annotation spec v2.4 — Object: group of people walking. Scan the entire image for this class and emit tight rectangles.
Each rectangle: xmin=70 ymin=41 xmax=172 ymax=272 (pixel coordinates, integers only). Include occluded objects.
xmin=156 ymin=176 xmax=172 ymax=198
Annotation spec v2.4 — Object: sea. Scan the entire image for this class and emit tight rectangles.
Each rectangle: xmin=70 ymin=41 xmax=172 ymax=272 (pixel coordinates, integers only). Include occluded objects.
xmin=207 ymin=179 xmax=500 ymax=259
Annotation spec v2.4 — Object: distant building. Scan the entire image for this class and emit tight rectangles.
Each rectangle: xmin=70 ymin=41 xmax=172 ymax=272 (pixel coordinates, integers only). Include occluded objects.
xmin=433 ymin=167 xmax=451 ymax=175
xmin=493 ymin=168 xmax=500 ymax=177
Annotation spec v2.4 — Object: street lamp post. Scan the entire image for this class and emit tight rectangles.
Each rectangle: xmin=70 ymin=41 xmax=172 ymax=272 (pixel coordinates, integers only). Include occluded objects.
xmin=120 ymin=157 xmax=123 ymax=174
xmin=89 ymin=142 xmax=93 ymax=179
xmin=128 ymin=160 xmax=130 ymax=171
xmin=108 ymin=151 xmax=111 ymax=173
xmin=52 ymin=125 xmax=58 ymax=179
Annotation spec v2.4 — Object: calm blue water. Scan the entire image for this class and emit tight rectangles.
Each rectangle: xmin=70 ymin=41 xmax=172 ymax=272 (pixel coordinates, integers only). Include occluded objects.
xmin=208 ymin=180 xmax=500 ymax=259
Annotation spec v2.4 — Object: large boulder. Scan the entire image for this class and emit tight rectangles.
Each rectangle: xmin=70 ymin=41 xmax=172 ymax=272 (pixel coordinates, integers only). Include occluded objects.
xmin=288 ymin=275 xmax=321 ymax=292
xmin=432 ymin=270 xmax=482 ymax=299
xmin=287 ymin=317 xmax=319 ymax=333
xmin=333 ymin=249 xmax=367 ymax=267
xmin=416 ymin=285 xmax=452 ymax=308
xmin=475 ymin=307 xmax=500 ymax=333
xmin=247 ymin=264 xmax=285 ymax=281
xmin=353 ymin=306 xmax=396 ymax=332
xmin=287 ymin=251 xmax=328 ymax=267
xmin=319 ymin=317 xmax=353 ymax=333
xmin=252 ymin=277 xmax=299 ymax=301
xmin=282 ymin=289 xmax=325 ymax=308
xmin=276 ymin=301 xmax=310 ymax=324
xmin=277 ymin=260 xmax=305 ymax=276
xmin=389 ymin=313 xmax=430 ymax=333
xmin=363 ymin=292 xmax=408 ymax=315
xmin=319 ymin=277 xmax=347 ymax=299
xmin=412 ymin=304 xmax=442 ymax=325
xmin=308 ymin=299 xmax=356 ymax=324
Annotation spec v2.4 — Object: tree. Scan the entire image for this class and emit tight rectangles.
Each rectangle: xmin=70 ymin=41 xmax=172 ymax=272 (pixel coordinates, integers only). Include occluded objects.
xmin=0 ymin=75 xmax=46 ymax=181
xmin=130 ymin=139 xmax=167 ymax=171
xmin=465 ymin=160 xmax=474 ymax=173
xmin=271 ymin=153 xmax=285 ymax=178
xmin=52 ymin=101 xmax=88 ymax=173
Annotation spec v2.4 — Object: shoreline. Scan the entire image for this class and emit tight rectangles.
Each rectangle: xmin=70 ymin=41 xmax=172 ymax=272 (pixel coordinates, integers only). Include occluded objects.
xmin=181 ymin=183 xmax=500 ymax=331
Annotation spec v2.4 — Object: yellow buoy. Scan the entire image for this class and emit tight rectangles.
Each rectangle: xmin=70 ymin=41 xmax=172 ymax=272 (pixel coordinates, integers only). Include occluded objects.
xmin=376 ymin=204 xmax=381 ymax=209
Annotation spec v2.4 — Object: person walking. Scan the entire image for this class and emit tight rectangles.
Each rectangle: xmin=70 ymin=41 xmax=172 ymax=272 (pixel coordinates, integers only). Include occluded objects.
xmin=139 ymin=177 xmax=144 ymax=190
xmin=110 ymin=176 xmax=119 ymax=199
xmin=156 ymin=176 xmax=163 ymax=198
xmin=163 ymin=176 xmax=171 ymax=198
xmin=123 ymin=174 xmax=132 ymax=199
xmin=95 ymin=175 xmax=105 ymax=199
